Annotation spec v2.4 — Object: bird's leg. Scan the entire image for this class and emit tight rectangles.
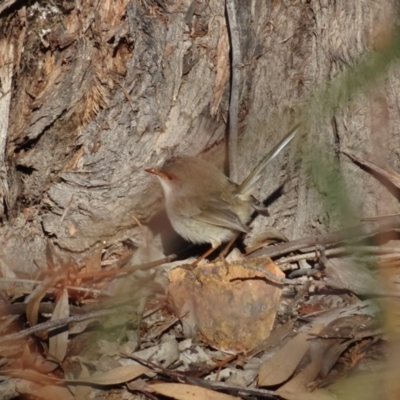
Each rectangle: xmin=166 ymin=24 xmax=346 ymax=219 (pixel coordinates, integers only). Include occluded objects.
xmin=218 ymin=237 xmax=236 ymax=275
xmin=191 ymin=245 xmax=218 ymax=267
xmin=219 ymin=237 xmax=236 ymax=258
xmin=189 ymin=238 xmax=235 ymax=269
xmin=177 ymin=246 xmax=217 ymax=285
xmin=177 ymin=246 xmax=217 ymax=283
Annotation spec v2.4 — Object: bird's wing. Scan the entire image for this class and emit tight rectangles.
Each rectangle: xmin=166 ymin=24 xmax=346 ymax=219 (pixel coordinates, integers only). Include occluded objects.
xmin=178 ymin=196 xmax=250 ymax=233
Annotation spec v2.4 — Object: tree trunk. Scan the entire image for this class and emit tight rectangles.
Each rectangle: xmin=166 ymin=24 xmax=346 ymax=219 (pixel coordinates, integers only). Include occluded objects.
xmin=0 ymin=0 xmax=398 ymax=274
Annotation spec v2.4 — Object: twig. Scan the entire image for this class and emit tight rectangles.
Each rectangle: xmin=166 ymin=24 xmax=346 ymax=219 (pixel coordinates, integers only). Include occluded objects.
xmin=186 ymin=377 xmax=277 ymax=398
xmin=129 ymin=355 xmax=278 ymax=398
xmin=249 ymin=216 xmax=400 ymax=259
xmin=119 ymin=84 xmax=136 ymax=113
xmin=0 ymin=302 xmax=85 ymax=318
xmin=0 ymin=309 xmax=115 ymax=344
xmin=59 ymin=194 xmax=74 ymax=222
xmin=75 ymin=254 xmax=176 ymax=280
xmin=343 ymin=150 xmax=400 ymax=189
xmin=225 ymin=0 xmax=241 ymax=182
xmin=361 ymin=213 xmax=400 ymax=221
xmin=236 ymin=263 xmax=305 ymax=285
xmin=0 ymin=277 xmax=103 ymax=295
xmin=276 ymin=245 xmax=400 ymax=265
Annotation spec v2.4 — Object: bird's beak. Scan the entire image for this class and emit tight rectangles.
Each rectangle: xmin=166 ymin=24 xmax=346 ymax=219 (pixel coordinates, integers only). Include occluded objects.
xmin=145 ymin=168 xmax=168 ymax=180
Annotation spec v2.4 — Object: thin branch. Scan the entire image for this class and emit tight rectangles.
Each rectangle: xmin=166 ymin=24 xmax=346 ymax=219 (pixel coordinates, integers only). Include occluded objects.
xmin=75 ymin=254 xmax=176 ymax=280
xmin=0 ymin=309 xmax=115 ymax=344
xmin=0 ymin=277 xmax=103 ymax=295
xmin=276 ymin=245 xmax=400 ymax=265
xmin=248 ymin=216 xmax=400 ymax=259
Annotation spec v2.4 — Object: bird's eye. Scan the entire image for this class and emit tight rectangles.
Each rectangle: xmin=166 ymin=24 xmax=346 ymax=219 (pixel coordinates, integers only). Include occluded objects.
xmin=167 ymin=173 xmax=177 ymax=181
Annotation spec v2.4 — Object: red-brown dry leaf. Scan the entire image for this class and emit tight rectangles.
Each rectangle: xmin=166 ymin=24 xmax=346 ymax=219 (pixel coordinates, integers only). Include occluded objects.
xmin=48 ymin=288 xmax=69 ymax=362
xmin=26 ymin=284 xmax=50 ymax=327
xmin=340 ymin=339 xmax=369 ymax=369
xmin=82 ymin=244 xmax=104 ymax=273
xmin=21 ymin=344 xmax=58 ymax=373
xmin=258 ymin=324 xmax=324 ymax=387
xmin=21 ymin=344 xmax=33 ymax=370
xmin=310 ymin=315 xmax=377 ymax=378
xmin=298 ymin=304 xmax=324 ymax=315
xmin=168 ymin=257 xmax=284 ymax=354
xmin=68 ymin=146 xmax=84 ymax=170
xmin=27 ymin=242 xmax=65 ymax=326
xmin=150 ymin=383 xmax=239 ymax=400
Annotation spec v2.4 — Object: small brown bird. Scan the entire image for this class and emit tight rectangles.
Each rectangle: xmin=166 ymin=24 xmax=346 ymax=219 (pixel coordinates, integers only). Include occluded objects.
xmin=145 ymin=125 xmax=299 ymax=258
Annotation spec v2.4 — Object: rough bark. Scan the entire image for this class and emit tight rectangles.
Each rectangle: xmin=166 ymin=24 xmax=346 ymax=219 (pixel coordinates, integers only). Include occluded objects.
xmin=0 ymin=0 xmax=399 ymax=275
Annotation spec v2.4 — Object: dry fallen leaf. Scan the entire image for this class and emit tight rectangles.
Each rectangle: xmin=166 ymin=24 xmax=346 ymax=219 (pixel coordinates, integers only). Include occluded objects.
xmin=71 ymin=358 xmax=92 ymax=399
xmin=34 ymin=385 xmax=74 ymax=400
xmin=82 ymin=244 xmax=103 ymax=273
xmin=26 ymin=242 xmax=64 ymax=326
xmin=3 ymin=369 xmax=62 ymax=385
xmin=258 ymin=324 xmax=324 ymax=387
xmin=4 ymin=364 xmax=150 ymax=387
xmin=48 ymin=288 xmax=69 ymax=363
xmin=73 ymin=365 xmax=150 ymax=385
xmin=323 ymin=257 xmax=376 ymax=295
xmin=150 ymin=383 xmax=239 ymax=400
xmin=309 ymin=315 xmax=378 ymax=378
xmin=276 ymin=358 xmax=332 ymax=399
xmin=130 ymin=339 xmax=180 ymax=369
xmin=277 ymin=387 xmax=335 ymax=400
xmin=26 ymin=283 xmax=51 ymax=327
